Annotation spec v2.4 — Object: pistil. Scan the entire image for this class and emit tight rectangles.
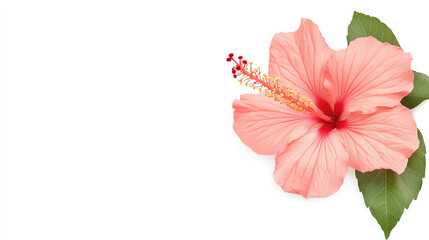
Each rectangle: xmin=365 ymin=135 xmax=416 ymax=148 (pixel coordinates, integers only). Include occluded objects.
xmin=227 ymin=53 xmax=332 ymax=123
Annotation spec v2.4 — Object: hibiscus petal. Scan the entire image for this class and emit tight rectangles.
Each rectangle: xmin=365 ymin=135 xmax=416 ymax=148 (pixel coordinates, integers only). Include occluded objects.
xmin=338 ymin=105 xmax=419 ymax=174
xmin=274 ymin=127 xmax=349 ymax=198
xmin=269 ymin=18 xmax=334 ymax=103
xmin=233 ymin=94 xmax=318 ymax=155
xmin=325 ymin=37 xmax=414 ymax=116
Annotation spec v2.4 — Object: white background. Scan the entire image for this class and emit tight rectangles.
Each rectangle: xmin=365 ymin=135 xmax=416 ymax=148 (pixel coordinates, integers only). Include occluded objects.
xmin=1 ymin=0 xmax=429 ymax=239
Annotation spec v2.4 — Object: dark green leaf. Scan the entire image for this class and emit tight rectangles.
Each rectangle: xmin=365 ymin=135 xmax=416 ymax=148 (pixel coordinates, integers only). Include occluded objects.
xmin=347 ymin=11 xmax=399 ymax=46
xmin=356 ymin=130 xmax=426 ymax=239
xmin=401 ymin=71 xmax=429 ymax=109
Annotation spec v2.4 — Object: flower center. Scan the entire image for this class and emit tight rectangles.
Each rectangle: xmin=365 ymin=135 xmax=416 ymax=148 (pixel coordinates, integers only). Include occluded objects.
xmin=227 ymin=53 xmax=333 ymax=122
xmin=316 ymin=99 xmax=348 ymax=135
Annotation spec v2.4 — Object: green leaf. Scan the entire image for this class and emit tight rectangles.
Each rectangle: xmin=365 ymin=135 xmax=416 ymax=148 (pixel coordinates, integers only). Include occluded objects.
xmin=347 ymin=12 xmax=429 ymax=108
xmin=347 ymin=11 xmax=400 ymax=46
xmin=401 ymin=71 xmax=429 ymax=109
xmin=356 ymin=130 xmax=426 ymax=239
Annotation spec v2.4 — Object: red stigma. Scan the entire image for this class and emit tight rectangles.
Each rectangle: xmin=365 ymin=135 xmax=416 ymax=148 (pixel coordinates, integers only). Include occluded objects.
xmin=227 ymin=53 xmax=249 ymax=81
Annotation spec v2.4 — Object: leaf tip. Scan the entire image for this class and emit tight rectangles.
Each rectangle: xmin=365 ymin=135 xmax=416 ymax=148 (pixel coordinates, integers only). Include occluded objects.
xmin=384 ymin=230 xmax=391 ymax=239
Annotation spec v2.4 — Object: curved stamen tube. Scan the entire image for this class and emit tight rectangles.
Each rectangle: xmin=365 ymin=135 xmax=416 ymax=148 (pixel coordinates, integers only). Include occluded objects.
xmin=227 ymin=53 xmax=332 ymax=123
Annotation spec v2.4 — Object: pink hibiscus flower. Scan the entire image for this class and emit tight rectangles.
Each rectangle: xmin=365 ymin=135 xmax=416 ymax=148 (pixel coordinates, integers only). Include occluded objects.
xmin=229 ymin=19 xmax=419 ymax=198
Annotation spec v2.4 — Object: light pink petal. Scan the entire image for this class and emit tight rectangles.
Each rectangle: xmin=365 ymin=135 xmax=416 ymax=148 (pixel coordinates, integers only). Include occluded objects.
xmin=274 ymin=127 xmax=349 ymax=198
xmin=338 ymin=105 xmax=419 ymax=174
xmin=233 ymin=94 xmax=318 ymax=155
xmin=325 ymin=37 xmax=414 ymax=116
xmin=269 ymin=18 xmax=334 ymax=103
